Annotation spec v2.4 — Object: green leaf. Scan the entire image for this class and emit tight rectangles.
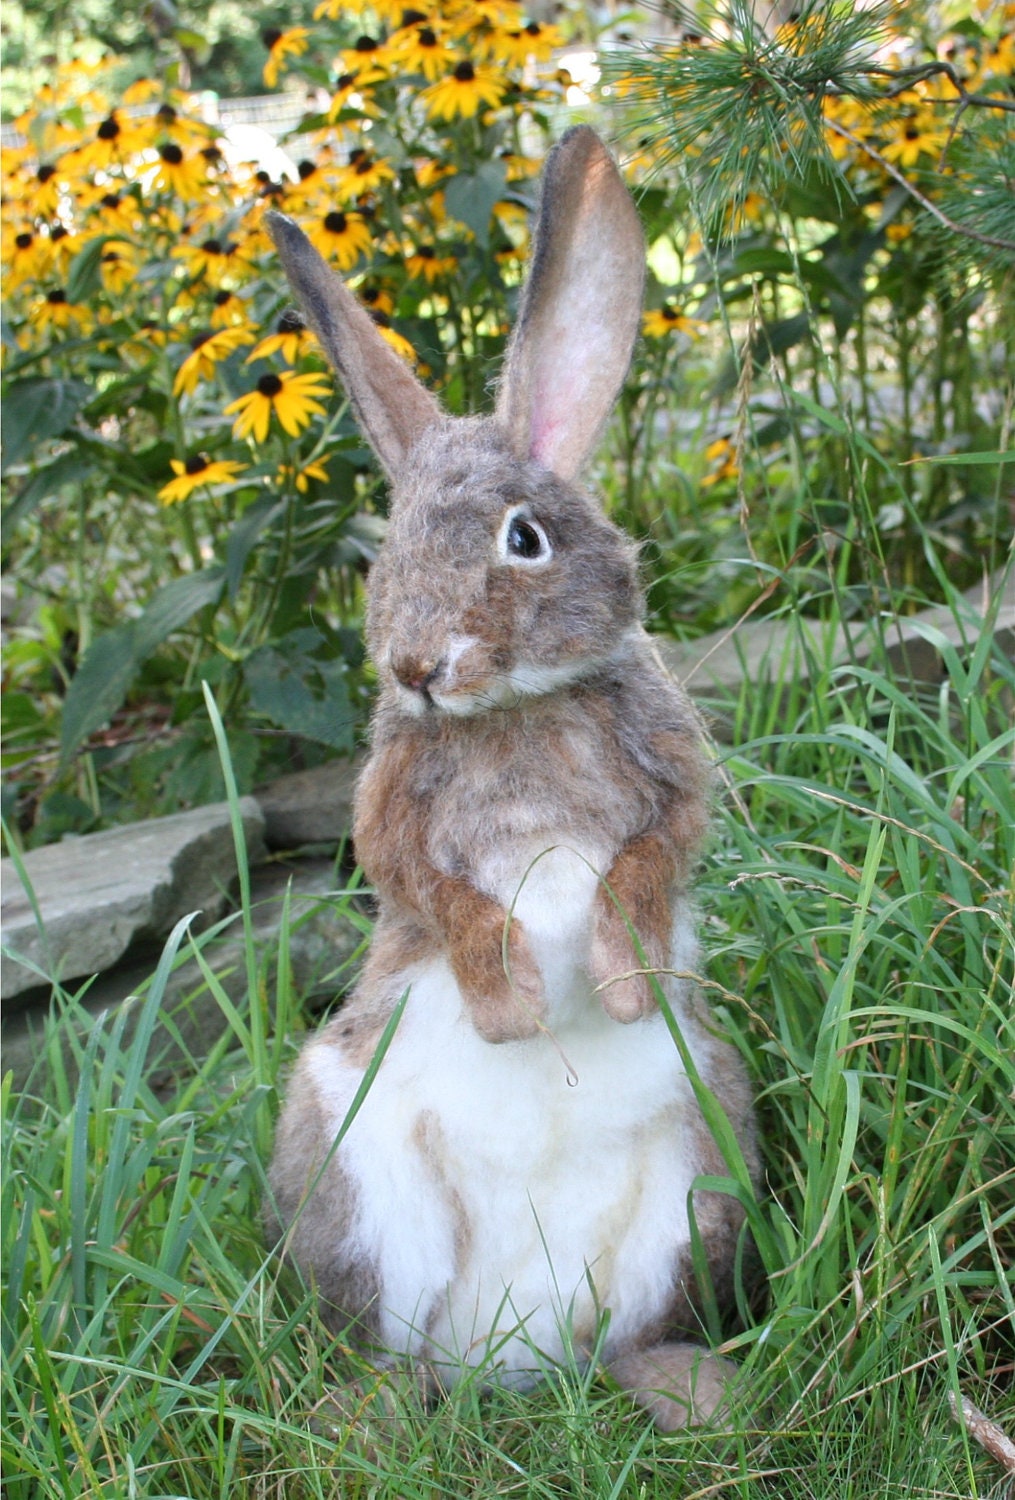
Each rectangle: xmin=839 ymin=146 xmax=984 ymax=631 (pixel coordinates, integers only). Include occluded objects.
xmin=66 ymin=236 xmax=113 ymax=304
xmin=244 ymin=644 xmax=354 ymax=751
xmin=0 ymin=377 xmax=92 ymax=474
xmin=906 ymin=449 xmax=1015 ymax=466
xmin=1 ymin=449 xmax=92 ymax=544
xmin=225 ymin=496 xmax=285 ymax=601
xmin=60 ymin=567 xmax=226 ymax=762
xmin=133 ymin=566 xmax=226 ymax=659
xmin=444 ymin=161 xmax=508 ymax=249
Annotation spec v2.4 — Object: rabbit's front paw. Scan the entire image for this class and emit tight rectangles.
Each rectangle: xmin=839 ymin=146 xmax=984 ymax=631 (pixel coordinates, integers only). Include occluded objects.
xmin=449 ymin=911 xmax=546 ymax=1043
xmin=590 ymin=897 xmax=663 ymax=1023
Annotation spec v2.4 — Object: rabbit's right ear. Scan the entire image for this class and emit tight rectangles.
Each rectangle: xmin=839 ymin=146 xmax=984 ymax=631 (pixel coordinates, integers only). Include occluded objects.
xmin=266 ymin=211 xmax=441 ymax=479
xmin=496 ymin=127 xmax=645 ymax=483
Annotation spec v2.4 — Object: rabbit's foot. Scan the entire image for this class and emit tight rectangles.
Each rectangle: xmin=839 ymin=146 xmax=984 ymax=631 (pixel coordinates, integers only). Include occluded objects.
xmin=450 ymin=911 xmax=546 ymax=1043
xmin=589 ymin=900 xmax=664 ymax=1023
xmin=608 ymin=1342 xmax=739 ymax=1431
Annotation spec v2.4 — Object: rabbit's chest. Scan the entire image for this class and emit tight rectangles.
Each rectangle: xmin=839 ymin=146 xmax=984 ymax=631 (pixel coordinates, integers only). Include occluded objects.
xmin=318 ymin=999 xmax=696 ymax=1380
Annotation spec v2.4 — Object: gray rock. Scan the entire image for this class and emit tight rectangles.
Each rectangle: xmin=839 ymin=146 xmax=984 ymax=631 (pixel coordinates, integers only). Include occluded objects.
xmin=1 ymin=857 xmax=364 ymax=1091
xmin=658 ymin=576 xmax=1014 ymax=732
xmin=254 ymin=759 xmax=360 ymax=850
xmin=1 ymin=798 xmax=267 ymax=1001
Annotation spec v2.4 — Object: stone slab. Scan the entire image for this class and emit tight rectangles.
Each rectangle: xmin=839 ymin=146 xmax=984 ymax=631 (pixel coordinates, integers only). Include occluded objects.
xmin=254 ymin=758 xmax=360 ymax=850
xmin=657 ymin=575 xmax=1014 ymax=726
xmin=1 ymin=857 xmax=364 ymax=1090
xmin=1 ymin=798 xmax=266 ymax=1002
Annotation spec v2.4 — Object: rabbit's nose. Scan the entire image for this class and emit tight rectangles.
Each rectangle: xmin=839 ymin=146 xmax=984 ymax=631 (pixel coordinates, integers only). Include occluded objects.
xmin=391 ymin=652 xmax=441 ymax=695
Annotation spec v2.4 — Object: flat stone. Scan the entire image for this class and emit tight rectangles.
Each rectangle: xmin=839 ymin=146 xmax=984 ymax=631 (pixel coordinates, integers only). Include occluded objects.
xmin=658 ymin=576 xmax=1014 ymax=729
xmin=1 ymin=857 xmax=363 ymax=1091
xmin=1 ymin=798 xmax=267 ymax=1001
xmin=254 ymin=759 xmax=360 ymax=850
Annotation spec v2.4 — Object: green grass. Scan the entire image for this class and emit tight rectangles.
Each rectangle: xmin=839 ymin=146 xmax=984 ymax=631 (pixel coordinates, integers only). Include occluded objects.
xmin=3 ymin=566 xmax=1013 ymax=1499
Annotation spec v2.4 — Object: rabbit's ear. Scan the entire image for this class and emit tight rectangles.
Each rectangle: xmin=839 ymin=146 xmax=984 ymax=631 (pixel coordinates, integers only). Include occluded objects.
xmin=496 ymin=127 xmax=645 ymax=483
xmin=266 ymin=212 xmax=441 ymax=479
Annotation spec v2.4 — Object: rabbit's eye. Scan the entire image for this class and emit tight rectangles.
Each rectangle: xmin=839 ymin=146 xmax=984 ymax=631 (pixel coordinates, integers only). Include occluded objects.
xmin=502 ymin=510 xmax=550 ymax=563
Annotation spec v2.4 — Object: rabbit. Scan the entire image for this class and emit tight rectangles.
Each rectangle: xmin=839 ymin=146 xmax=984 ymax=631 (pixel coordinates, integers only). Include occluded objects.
xmin=264 ymin=125 xmax=759 ymax=1432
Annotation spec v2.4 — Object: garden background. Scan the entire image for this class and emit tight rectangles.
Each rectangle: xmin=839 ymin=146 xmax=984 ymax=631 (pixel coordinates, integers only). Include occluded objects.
xmin=2 ymin=0 xmax=1013 ymax=1495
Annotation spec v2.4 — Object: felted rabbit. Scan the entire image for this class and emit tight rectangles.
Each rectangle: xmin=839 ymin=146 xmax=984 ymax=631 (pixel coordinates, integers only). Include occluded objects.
xmin=264 ymin=125 xmax=759 ymax=1431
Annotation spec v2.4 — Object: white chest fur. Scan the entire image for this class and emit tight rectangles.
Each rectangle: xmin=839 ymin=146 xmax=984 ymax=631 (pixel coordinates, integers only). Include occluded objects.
xmin=305 ymin=840 xmax=708 ymax=1383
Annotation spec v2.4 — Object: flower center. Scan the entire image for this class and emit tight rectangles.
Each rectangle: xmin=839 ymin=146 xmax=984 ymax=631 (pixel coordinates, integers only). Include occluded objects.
xmin=157 ymin=104 xmax=177 ymax=123
xmin=257 ymin=374 xmax=284 ymax=398
xmin=354 ymin=35 xmax=379 ymax=51
xmin=324 ymin=211 xmax=349 ymax=233
xmin=101 ymin=192 xmax=121 ymax=209
xmin=159 ymin=143 xmax=184 ymax=165
xmin=453 ymin=61 xmax=476 ymax=82
xmin=97 ymin=116 xmax=120 ymax=141
xmin=37 ymin=164 xmax=56 ymax=183
xmin=214 ymin=289 xmax=233 ymax=305
xmin=16 ymin=232 xmax=33 ymax=249
xmin=298 ymin=159 xmax=317 ymax=180
xmin=185 ymin=454 xmax=210 ymax=475
xmin=47 ymin=289 xmax=67 ymax=305
xmin=191 ymin=331 xmax=212 ymax=349
xmin=419 ymin=28 xmax=438 ymax=46
xmin=262 ymin=28 xmax=282 ymax=48
xmin=201 ymin=237 xmax=224 ymax=254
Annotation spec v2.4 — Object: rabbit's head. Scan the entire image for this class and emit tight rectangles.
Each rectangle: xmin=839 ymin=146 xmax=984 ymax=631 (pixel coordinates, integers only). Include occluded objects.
xmin=267 ymin=126 xmax=646 ymax=718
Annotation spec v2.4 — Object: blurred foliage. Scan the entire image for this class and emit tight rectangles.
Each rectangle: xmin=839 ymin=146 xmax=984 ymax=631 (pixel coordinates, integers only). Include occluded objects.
xmin=1 ymin=0 xmax=1013 ymax=847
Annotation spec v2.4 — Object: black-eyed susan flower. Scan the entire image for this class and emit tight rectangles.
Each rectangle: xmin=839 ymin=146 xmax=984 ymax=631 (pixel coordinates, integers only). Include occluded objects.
xmin=151 ymin=142 xmax=208 ymax=201
xmin=336 ymin=149 xmax=396 ymax=198
xmin=263 ymin=27 xmax=311 ymax=88
xmin=4 ymin=228 xmax=50 ymax=291
xmin=209 ymin=288 xmax=248 ymax=328
xmin=30 ymin=287 xmax=93 ymax=335
xmin=67 ymin=109 xmax=151 ymax=172
xmin=247 ymin=309 xmax=318 ymax=365
xmin=173 ymin=324 xmax=257 ymax=396
xmin=405 ymin=243 xmax=458 ymax=282
xmin=173 ymin=234 xmax=240 ymax=281
xmin=421 ymin=60 xmax=506 ymax=121
xmin=880 ymin=111 xmax=950 ymax=168
xmin=367 ymin=310 xmax=416 ymax=363
xmin=307 ymin=209 xmax=374 ymax=269
xmin=327 ymin=72 xmax=375 ymax=121
xmin=276 ymin=457 xmax=330 ymax=493
xmin=99 ymin=241 xmax=141 ymax=296
xmin=643 ymin=305 xmax=703 ymax=339
xmin=700 ymin=437 xmax=738 ymax=489
xmin=359 ymin=284 xmax=395 ymax=317
xmin=31 ymin=162 xmax=64 ymax=218
xmin=158 ymin=454 xmax=248 ymax=505
xmin=225 ymin=370 xmax=331 ymax=443
xmin=390 ymin=19 xmax=457 ymax=81
xmin=482 ymin=19 xmax=564 ymax=68
xmin=338 ymin=35 xmax=392 ymax=86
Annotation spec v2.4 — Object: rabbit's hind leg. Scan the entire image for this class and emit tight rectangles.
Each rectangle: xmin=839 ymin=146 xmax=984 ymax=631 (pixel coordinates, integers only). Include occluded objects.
xmin=607 ymin=1342 xmax=742 ymax=1431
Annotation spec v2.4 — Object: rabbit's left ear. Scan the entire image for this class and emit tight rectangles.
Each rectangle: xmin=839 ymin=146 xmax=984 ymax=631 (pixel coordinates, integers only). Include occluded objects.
xmin=495 ymin=127 xmax=645 ymax=483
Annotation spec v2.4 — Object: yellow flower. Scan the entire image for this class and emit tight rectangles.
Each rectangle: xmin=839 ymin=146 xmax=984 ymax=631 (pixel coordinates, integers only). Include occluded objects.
xmin=30 ymin=287 xmax=93 ymax=335
xmin=880 ymin=113 xmax=950 ymax=168
xmin=30 ymin=162 xmax=64 ymax=218
xmin=173 ymin=325 xmax=257 ymax=396
xmin=701 ymin=437 xmax=738 ymax=489
xmin=306 ymin=209 xmax=374 ymax=269
xmin=224 ymin=370 xmax=331 ymax=443
xmin=247 ymin=312 xmax=318 ymax=365
xmin=368 ymin=311 xmax=416 ymax=363
xmin=99 ymin=240 xmax=141 ymax=296
xmin=209 ymin=288 xmax=249 ymax=328
xmin=263 ymin=27 xmax=311 ymax=88
xmin=173 ymin=234 xmax=243 ymax=281
xmin=480 ymin=20 xmax=564 ymax=67
xmin=66 ymin=109 xmax=152 ymax=173
xmin=336 ymin=149 xmax=396 ymax=198
xmin=151 ymin=142 xmax=208 ymax=201
xmin=158 ymin=455 xmax=248 ymax=505
xmin=421 ymin=61 xmax=507 ymax=120
xmin=389 ymin=19 xmax=457 ymax=81
xmin=405 ymin=244 xmax=458 ymax=282
xmin=276 ymin=458 xmax=330 ymax=493
xmin=642 ymin=305 xmax=702 ymax=339
xmin=4 ymin=227 xmax=50 ymax=292
xmin=338 ymin=35 xmax=392 ymax=86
